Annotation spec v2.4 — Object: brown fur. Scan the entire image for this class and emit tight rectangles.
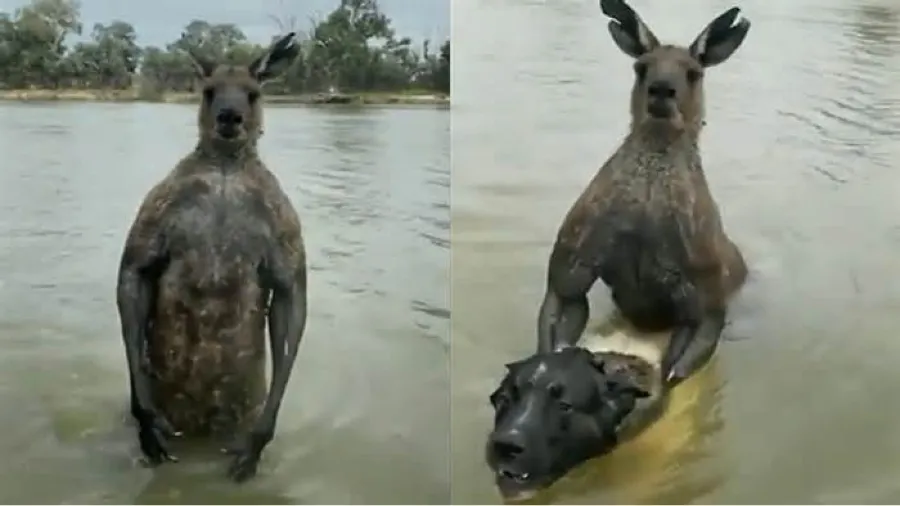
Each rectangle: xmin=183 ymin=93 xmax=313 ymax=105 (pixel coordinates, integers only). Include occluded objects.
xmin=537 ymin=0 xmax=751 ymax=383
xmin=117 ymin=32 xmax=306 ymax=480
xmin=196 ymin=66 xmax=265 ymax=152
xmin=129 ymin=158 xmax=303 ymax=436
xmin=556 ymin=120 xmax=746 ymax=315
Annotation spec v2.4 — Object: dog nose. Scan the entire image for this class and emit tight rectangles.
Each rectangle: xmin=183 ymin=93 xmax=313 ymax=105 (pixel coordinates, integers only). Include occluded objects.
xmin=491 ymin=430 xmax=527 ymax=462
xmin=216 ymin=108 xmax=243 ymax=125
xmin=647 ymin=80 xmax=676 ymax=99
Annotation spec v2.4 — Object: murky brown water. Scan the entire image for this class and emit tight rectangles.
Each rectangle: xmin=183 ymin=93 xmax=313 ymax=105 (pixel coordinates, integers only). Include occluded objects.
xmin=0 ymin=102 xmax=449 ymax=504
xmin=451 ymin=0 xmax=900 ymax=503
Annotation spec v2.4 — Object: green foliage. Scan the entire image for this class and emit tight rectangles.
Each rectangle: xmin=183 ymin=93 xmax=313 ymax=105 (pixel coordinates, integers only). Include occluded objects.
xmin=0 ymin=0 xmax=450 ymax=95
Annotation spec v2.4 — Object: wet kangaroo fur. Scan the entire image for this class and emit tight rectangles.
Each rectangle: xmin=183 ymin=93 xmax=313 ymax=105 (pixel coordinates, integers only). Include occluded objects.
xmin=538 ymin=0 xmax=750 ymax=385
xmin=115 ymin=32 xmax=306 ymax=482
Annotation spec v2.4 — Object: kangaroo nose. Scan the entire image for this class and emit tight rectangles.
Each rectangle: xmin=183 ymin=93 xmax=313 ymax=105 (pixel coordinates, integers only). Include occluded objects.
xmin=647 ymin=80 xmax=676 ymax=99
xmin=490 ymin=430 xmax=527 ymax=463
xmin=216 ymin=108 xmax=243 ymax=125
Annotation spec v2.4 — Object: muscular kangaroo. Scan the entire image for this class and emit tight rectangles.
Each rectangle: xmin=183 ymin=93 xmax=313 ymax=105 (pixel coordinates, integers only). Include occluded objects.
xmin=537 ymin=0 xmax=749 ymax=384
xmin=115 ymin=32 xmax=307 ymax=482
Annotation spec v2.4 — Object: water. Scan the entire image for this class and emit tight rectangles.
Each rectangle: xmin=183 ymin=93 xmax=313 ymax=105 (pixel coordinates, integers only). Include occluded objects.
xmin=451 ymin=0 xmax=900 ymax=503
xmin=0 ymin=102 xmax=450 ymax=504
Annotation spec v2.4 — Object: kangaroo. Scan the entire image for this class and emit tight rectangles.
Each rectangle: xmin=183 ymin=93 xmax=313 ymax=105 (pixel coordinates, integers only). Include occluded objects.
xmin=486 ymin=0 xmax=750 ymax=500
xmin=537 ymin=0 xmax=749 ymax=383
xmin=115 ymin=33 xmax=307 ymax=482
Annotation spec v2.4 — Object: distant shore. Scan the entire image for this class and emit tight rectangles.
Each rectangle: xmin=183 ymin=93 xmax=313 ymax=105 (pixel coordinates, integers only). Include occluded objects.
xmin=0 ymin=89 xmax=450 ymax=108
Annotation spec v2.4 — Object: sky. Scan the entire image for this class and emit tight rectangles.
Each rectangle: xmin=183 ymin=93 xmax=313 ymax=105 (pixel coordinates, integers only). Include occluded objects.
xmin=0 ymin=0 xmax=449 ymax=46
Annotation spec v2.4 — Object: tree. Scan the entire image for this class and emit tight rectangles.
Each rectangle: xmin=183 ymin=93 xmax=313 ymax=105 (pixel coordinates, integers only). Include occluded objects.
xmin=0 ymin=0 xmax=81 ymax=87
xmin=64 ymin=20 xmax=140 ymax=88
xmin=170 ymin=20 xmax=250 ymax=61
xmin=306 ymin=0 xmax=402 ymax=91
xmin=434 ymin=39 xmax=449 ymax=93
xmin=0 ymin=0 xmax=451 ymax=95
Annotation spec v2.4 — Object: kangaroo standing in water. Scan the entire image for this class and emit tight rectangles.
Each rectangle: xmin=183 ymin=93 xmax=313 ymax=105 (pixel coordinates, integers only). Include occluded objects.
xmin=538 ymin=0 xmax=749 ymax=384
xmin=116 ymin=33 xmax=307 ymax=482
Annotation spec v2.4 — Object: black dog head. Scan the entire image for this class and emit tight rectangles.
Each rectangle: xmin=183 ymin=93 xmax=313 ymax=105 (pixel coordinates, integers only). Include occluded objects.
xmin=485 ymin=347 xmax=650 ymax=501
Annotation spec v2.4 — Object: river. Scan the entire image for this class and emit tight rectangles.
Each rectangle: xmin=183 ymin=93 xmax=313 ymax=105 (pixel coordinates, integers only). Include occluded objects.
xmin=451 ymin=0 xmax=900 ymax=503
xmin=0 ymin=102 xmax=450 ymax=504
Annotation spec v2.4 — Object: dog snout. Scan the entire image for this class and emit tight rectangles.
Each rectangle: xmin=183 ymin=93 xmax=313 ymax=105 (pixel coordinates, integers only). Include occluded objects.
xmin=490 ymin=430 xmax=527 ymax=463
xmin=647 ymin=80 xmax=676 ymax=100
xmin=216 ymin=108 xmax=243 ymax=126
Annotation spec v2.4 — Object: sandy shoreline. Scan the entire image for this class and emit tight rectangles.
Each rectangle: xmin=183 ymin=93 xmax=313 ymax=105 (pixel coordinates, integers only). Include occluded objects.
xmin=0 ymin=89 xmax=450 ymax=107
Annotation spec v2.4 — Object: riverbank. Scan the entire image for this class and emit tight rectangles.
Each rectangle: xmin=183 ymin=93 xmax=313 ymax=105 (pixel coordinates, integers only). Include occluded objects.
xmin=0 ymin=89 xmax=450 ymax=107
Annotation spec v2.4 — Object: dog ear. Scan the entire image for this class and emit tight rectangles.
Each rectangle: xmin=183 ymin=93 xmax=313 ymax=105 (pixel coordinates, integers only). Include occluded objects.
xmin=488 ymin=385 xmax=504 ymax=407
xmin=590 ymin=353 xmax=651 ymax=399
xmin=502 ymin=360 xmax=522 ymax=376
xmin=489 ymin=362 xmax=521 ymax=407
xmin=606 ymin=374 xmax=651 ymax=398
xmin=589 ymin=352 xmax=607 ymax=375
xmin=489 ymin=371 xmax=518 ymax=408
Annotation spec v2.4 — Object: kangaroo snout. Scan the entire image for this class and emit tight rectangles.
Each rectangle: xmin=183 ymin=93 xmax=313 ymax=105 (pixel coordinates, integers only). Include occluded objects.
xmin=647 ymin=80 xmax=676 ymax=100
xmin=216 ymin=108 xmax=244 ymax=126
xmin=647 ymin=80 xmax=675 ymax=100
xmin=646 ymin=79 xmax=677 ymax=119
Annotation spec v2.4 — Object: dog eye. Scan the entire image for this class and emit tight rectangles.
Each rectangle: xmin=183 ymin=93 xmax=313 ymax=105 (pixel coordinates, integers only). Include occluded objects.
xmin=548 ymin=383 xmax=563 ymax=399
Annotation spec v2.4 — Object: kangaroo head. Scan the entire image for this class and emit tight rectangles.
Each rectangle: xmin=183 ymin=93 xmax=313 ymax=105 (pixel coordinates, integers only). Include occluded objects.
xmin=186 ymin=32 xmax=299 ymax=152
xmin=600 ymin=0 xmax=750 ymax=132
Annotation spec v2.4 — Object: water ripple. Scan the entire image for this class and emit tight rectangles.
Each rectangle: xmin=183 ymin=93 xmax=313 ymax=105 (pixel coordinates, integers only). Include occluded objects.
xmin=452 ymin=0 xmax=900 ymax=503
xmin=0 ymin=102 xmax=449 ymax=504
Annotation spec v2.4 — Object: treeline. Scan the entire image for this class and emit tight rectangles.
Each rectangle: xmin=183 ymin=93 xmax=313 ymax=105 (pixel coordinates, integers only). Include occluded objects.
xmin=0 ymin=0 xmax=450 ymax=96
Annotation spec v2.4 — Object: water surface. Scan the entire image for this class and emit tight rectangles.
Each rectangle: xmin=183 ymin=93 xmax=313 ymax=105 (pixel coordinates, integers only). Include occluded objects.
xmin=0 ymin=102 xmax=450 ymax=504
xmin=451 ymin=0 xmax=900 ymax=503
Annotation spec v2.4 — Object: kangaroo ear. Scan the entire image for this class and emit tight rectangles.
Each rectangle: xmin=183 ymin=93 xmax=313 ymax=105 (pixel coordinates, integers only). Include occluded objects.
xmin=249 ymin=32 xmax=300 ymax=82
xmin=689 ymin=7 xmax=751 ymax=67
xmin=600 ymin=0 xmax=660 ymax=58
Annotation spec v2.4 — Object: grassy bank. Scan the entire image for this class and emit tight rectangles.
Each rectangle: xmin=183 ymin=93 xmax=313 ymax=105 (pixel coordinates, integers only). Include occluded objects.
xmin=0 ymin=88 xmax=450 ymax=107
